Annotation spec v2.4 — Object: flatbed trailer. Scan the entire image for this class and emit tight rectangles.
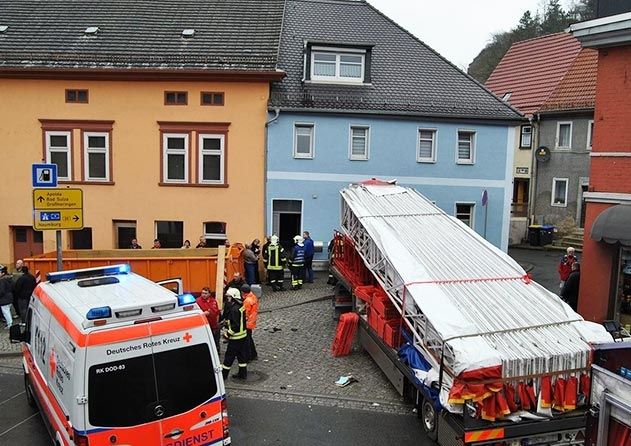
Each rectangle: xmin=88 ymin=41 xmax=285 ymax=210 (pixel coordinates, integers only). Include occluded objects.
xmin=333 ymin=265 xmax=589 ymax=445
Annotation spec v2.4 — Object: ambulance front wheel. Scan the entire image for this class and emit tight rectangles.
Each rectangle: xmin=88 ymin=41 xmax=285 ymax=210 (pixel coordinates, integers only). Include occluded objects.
xmin=420 ymin=398 xmax=438 ymax=441
xmin=24 ymin=374 xmax=37 ymax=409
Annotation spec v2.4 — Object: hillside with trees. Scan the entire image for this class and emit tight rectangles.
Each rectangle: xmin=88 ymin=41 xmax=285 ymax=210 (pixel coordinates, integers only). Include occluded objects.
xmin=468 ymin=0 xmax=596 ymax=83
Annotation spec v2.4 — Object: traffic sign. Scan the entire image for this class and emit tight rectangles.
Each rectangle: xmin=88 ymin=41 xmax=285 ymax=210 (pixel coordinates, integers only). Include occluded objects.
xmin=33 ymin=188 xmax=83 ymax=231
xmin=33 ymin=189 xmax=82 ymax=210
xmin=32 ymin=163 xmax=58 ymax=188
xmin=34 ymin=210 xmax=83 ymax=230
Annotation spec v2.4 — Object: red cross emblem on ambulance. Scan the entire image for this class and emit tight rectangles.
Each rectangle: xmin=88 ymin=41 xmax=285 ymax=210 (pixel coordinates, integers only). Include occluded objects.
xmin=183 ymin=332 xmax=192 ymax=343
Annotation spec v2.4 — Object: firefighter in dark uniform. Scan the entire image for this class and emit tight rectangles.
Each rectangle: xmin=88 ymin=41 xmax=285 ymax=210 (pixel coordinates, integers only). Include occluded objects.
xmin=264 ymin=235 xmax=286 ymax=291
xmin=289 ymin=235 xmax=306 ymax=290
xmin=221 ymin=288 xmax=248 ymax=381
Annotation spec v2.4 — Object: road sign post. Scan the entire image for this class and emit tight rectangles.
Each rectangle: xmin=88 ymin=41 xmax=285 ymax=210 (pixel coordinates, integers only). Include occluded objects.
xmin=482 ymin=189 xmax=488 ymax=239
xmin=32 ymin=188 xmax=84 ymax=272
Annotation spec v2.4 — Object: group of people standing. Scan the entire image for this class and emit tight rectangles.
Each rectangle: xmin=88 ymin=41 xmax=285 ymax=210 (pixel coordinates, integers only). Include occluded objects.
xmin=196 ymin=277 xmax=259 ymax=382
xmin=242 ymin=231 xmax=315 ymax=291
xmin=0 ymin=260 xmax=37 ymax=328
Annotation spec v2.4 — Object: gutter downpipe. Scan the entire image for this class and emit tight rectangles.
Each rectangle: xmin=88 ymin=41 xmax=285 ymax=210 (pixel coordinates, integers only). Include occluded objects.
xmin=264 ymin=107 xmax=281 ymax=236
xmin=528 ymin=113 xmax=541 ymax=226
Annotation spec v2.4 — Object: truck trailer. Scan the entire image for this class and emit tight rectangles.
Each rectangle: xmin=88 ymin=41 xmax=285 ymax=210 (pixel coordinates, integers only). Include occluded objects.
xmin=331 ymin=181 xmax=614 ymax=445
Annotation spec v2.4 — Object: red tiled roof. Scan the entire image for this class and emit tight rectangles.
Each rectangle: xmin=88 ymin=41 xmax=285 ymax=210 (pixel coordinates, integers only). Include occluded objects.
xmin=539 ymin=48 xmax=598 ymax=112
xmin=486 ymin=33 xmax=582 ymax=116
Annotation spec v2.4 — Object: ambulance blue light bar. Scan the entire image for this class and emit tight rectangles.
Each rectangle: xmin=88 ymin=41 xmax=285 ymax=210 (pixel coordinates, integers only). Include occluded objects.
xmin=177 ymin=294 xmax=196 ymax=306
xmin=47 ymin=264 xmax=131 ymax=283
xmin=87 ymin=306 xmax=112 ymax=320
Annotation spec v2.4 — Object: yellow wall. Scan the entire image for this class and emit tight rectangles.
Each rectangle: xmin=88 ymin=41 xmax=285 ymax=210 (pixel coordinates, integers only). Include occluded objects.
xmin=0 ymin=78 xmax=270 ymax=262
xmin=513 ymin=125 xmax=533 ymax=179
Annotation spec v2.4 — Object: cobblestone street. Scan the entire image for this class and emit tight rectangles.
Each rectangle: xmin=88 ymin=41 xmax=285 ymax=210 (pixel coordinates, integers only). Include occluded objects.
xmin=224 ymin=273 xmax=411 ymax=415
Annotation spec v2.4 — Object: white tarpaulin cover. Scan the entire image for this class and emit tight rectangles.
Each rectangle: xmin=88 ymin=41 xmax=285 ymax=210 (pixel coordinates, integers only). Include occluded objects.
xmin=341 ymin=184 xmax=612 ymax=379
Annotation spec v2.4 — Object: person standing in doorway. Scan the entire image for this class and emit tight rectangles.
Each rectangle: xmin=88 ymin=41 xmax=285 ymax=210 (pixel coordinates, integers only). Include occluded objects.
xmin=561 ymin=262 xmax=581 ymax=311
xmin=241 ymin=284 xmax=259 ymax=361
xmin=221 ymin=288 xmax=248 ymax=381
xmin=558 ymin=247 xmax=579 ymax=290
xmin=196 ymin=287 xmax=221 ymax=354
xmin=13 ymin=265 xmax=36 ymax=320
xmin=303 ymin=231 xmax=314 ymax=283
xmin=0 ymin=266 xmax=14 ymax=328
xmin=289 ymin=235 xmax=306 ymax=290
xmin=264 ymin=235 xmax=286 ymax=291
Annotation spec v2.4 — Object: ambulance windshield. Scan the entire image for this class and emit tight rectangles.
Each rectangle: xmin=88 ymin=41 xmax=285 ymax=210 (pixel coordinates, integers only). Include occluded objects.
xmin=88 ymin=343 xmax=217 ymax=427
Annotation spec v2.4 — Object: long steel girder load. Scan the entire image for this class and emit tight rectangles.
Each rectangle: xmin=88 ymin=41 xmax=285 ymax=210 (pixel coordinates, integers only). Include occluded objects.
xmin=340 ymin=183 xmax=611 ymax=382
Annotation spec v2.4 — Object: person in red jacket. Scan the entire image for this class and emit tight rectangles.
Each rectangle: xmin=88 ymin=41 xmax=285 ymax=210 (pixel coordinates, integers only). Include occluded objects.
xmin=241 ymin=284 xmax=259 ymax=361
xmin=196 ymin=287 xmax=221 ymax=354
xmin=558 ymin=247 xmax=579 ymax=290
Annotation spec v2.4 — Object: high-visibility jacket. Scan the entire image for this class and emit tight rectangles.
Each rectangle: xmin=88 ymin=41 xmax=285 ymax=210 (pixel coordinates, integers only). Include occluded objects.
xmin=225 ymin=302 xmax=247 ymax=340
xmin=290 ymin=244 xmax=305 ymax=266
xmin=265 ymin=244 xmax=286 ymax=270
xmin=243 ymin=292 xmax=259 ymax=330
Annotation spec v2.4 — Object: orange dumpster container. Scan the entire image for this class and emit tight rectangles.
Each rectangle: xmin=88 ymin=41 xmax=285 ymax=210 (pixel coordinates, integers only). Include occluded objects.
xmin=25 ymin=244 xmax=245 ymax=295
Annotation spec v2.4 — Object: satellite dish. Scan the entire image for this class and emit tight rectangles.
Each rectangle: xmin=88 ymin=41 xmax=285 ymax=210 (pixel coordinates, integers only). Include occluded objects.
xmin=535 ymin=146 xmax=551 ymax=163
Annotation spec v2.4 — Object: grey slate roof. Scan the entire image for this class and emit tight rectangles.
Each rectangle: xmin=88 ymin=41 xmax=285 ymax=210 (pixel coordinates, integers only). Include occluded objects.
xmin=270 ymin=0 xmax=523 ymax=121
xmin=0 ymin=0 xmax=285 ymax=71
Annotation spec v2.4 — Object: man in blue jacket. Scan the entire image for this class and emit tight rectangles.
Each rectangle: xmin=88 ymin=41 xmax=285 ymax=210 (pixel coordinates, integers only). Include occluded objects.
xmin=303 ymin=231 xmax=315 ymax=283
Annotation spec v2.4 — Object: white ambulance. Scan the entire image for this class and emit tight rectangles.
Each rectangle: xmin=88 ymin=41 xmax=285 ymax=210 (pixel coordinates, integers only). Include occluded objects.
xmin=10 ymin=264 xmax=230 ymax=446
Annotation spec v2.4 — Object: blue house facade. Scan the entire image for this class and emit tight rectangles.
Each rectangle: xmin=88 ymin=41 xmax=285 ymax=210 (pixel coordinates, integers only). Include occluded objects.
xmin=267 ymin=0 xmax=523 ymax=259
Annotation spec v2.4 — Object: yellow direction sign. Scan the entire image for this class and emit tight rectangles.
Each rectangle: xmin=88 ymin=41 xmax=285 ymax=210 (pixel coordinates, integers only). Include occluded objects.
xmin=33 ymin=188 xmax=83 ymax=231
xmin=33 ymin=188 xmax=82 ymax=210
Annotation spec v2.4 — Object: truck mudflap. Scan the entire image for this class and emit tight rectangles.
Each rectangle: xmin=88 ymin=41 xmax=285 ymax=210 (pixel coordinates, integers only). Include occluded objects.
xmin=438 ymin=409 xmax=587 ymax=446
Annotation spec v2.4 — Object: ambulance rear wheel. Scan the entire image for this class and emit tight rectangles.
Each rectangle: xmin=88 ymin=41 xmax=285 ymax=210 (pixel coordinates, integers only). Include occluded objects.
xmin=421 ymin=398 xmax=438 ymax=441
xmin=24 ymin=374 xmax=37 ymax=409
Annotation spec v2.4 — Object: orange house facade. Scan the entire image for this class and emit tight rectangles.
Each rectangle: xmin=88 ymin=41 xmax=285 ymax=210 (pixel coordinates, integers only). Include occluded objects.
xmin=0 ymin=0 xmax=285 ymax=264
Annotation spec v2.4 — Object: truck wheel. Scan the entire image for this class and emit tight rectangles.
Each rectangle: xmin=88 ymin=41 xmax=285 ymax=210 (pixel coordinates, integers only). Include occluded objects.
xmin=24 ymin=374 xmax=37 ymax=409
xmin=421 ymin=398 xmax=438 ymax=441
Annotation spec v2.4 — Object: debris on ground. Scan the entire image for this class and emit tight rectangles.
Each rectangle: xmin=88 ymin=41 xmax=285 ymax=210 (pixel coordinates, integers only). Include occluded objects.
xmin=335 ymin=375 xmax=357 ymax=387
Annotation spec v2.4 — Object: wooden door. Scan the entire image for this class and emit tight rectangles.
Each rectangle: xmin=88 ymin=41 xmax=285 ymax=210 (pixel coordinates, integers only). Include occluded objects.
xmin=12 ymin=226 xmax=44 ymax=261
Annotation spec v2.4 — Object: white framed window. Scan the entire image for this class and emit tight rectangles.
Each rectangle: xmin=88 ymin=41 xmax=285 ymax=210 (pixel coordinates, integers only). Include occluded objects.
xmin=455 ymin=203 xmax=475 ymax=228
xmin=456 ymin=130 xmax=475 ymax=164
xmin=587 ymin=120 xmax=594 ymax=151
xmin=311 ymin=48 xmax=365 ymax=84
xmin=556 ymin=121 xmax=573 ymax=149
xmin=83 ymin=131 xmax=110 ymax=181
xmin=163 ymin=133 xmax=189 ymax=183
xmin=45 ymin=131 xmax=72 ymax=180
xmin=520 ymin=125 xmax=532 ymax=148
xmin=551 ymin=178 xmax=569 ymax=207
xmin=198 ymin=134 xmax=225 ymax=184
xmin=349 ymin=126 xmax=369 ymax=160
xmin=294 ymin=123 xmax=314 ymax=159
xmin=203 ymin=221 xmax=227 ymax=248
xmin=417 ymin=128 xmax=437 ymax=163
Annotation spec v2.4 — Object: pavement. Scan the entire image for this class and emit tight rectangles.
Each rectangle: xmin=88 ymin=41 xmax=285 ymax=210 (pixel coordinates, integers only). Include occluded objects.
xmin=0 ymin=248 xmax=563 ymax=418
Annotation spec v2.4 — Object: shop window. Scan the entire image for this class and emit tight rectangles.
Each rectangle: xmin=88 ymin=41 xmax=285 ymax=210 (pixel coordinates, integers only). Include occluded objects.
xmin=156 ymin=221 xmax=183 ymax=248
xmin=203 ymin=221 xmax=227 ymax=248
xmin=71 ymin=228 xmax=93 ymax=249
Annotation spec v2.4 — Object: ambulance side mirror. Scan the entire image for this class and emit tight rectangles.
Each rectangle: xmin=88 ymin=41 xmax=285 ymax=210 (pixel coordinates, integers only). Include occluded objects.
xmin=9 ymin=324 xmax=29 ymax=343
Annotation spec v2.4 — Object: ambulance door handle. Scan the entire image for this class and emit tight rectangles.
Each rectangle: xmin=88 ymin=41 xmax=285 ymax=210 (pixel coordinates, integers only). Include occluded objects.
xmin=164 ymin=429 xmax=184 ymax=438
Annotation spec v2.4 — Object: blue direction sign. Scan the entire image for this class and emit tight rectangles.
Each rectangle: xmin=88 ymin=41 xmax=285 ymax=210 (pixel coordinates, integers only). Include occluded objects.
xmin=39 ymin=212 xmax=61 ymax=222
xmin=32 ymin=163 xmax=58 ymax=188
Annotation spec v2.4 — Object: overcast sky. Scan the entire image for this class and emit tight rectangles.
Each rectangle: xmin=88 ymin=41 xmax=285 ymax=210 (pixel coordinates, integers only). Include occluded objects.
xmin=366 ymin=0 xmax=573 ymax=70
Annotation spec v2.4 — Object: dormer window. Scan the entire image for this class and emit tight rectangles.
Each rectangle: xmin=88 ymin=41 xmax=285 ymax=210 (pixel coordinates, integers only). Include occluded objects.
xmin=306 ymin=44 xmax=371 ymax=85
